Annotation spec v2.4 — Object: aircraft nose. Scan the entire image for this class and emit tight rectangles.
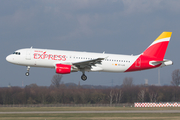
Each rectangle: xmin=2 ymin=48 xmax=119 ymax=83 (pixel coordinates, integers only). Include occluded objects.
xmin=6 ymin=55 xmax=10 ymax=62
xmin=6 ymin=55 xmax=13 ymax=63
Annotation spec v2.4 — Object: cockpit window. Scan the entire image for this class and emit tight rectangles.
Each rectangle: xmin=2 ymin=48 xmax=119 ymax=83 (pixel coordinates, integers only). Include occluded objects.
xmin=13 ymin=52 xmax=21 ymax=55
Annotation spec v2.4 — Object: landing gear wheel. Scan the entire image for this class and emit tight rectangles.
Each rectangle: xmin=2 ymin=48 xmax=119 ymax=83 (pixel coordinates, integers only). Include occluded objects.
xmin=25 ymin=66 xmax=30 ymax=76
xmin=25 ymin=72 xmax=29 ymax=76
xmin=81 ymin=74 xmax=87 ymax=81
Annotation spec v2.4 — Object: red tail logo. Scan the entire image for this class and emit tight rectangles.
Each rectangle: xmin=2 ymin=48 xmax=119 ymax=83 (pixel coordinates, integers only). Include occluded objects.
xmin=126 ymin=32 xmax=172 ymax=72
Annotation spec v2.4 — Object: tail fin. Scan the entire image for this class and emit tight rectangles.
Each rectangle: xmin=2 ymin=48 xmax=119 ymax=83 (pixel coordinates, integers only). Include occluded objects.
xmin=142 ymin=31 xmax=172 ymax=60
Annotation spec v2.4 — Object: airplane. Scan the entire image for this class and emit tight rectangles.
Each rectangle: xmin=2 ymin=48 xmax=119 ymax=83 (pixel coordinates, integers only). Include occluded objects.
xmin=6 ymin=31 xmax=173 ymax=81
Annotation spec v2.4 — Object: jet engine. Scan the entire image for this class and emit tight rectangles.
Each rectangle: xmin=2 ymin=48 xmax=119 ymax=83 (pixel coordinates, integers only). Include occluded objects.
xmin=55 ymin=64 xmax=71 ymax=74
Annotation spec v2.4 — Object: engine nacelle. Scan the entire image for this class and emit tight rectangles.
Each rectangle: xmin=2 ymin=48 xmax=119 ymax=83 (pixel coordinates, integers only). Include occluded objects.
xmin=55 ymin=64 xmax=71 ymax=74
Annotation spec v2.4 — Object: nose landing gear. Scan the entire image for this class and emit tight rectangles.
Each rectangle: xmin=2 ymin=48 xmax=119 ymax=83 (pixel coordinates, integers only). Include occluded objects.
xmin=25 ymin=66 xmax=30 ymax=76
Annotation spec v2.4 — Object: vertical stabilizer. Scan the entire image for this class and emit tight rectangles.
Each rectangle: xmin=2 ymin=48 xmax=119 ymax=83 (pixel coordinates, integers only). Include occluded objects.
xmin=126 ymin=32 xmax=172 ymax=72
xmin=142 ymin=32 xmax=172 ymax=60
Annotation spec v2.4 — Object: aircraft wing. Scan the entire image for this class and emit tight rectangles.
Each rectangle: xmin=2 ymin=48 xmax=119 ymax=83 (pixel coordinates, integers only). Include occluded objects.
xmin=72 ymin=57 xmax=106 ymax=70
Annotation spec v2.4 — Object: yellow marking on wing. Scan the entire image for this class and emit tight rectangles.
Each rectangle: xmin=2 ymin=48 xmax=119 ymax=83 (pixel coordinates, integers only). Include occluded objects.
xmin=155 ymin=32 xmax=172 ymax=41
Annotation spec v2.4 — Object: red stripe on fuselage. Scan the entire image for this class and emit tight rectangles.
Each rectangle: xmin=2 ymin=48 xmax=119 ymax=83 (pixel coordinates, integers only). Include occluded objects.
xmin=125 ymin=55 xmax=161 ymax=72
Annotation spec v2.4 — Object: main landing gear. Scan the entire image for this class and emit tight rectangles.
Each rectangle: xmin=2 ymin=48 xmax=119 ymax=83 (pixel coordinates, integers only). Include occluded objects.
xmin=81 ymin=74 xmax=87 ymax=81
xmin=25 ymin=66 xmax=30 ymax=76
xmin=81 ymin=71 xmax=87 ymax=81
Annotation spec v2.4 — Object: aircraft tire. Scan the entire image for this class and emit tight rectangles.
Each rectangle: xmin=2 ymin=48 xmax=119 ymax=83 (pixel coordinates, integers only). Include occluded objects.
xmin=25 ymin=72 xmax=29 ymax=76
xmin=81 ymin=74 xmax=87 ymax=81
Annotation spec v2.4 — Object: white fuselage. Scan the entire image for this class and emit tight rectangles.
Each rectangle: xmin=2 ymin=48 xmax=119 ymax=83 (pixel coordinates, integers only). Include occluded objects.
xmin=6 ymin=48 xmax=139 ymax=73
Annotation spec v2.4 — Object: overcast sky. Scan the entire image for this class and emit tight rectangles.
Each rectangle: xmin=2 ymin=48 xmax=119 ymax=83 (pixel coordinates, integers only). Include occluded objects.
xmin=1 ymin=0 xmax=180 ymax=87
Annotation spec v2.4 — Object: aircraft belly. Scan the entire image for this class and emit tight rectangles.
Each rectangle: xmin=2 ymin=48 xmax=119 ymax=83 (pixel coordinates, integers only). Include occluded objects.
xmin=18 ymin=58 xmax=54 ymax=68
xmin=34 ymin=59 xmax=54 ymax=68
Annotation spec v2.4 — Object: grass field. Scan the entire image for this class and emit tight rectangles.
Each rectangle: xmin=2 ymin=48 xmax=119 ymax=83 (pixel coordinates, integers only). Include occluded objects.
xmin=0 ymin=107 xmax=180 ymax=120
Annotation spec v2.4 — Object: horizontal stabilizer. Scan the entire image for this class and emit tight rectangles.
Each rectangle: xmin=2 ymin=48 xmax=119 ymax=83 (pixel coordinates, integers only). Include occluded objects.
xmin=149 ymin=59 xmax=173 ymax=67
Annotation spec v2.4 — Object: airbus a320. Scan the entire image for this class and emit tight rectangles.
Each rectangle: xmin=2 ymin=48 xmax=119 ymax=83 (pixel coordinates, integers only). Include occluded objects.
xmin=6 ymin=32 xmax=173 ymax=81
